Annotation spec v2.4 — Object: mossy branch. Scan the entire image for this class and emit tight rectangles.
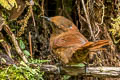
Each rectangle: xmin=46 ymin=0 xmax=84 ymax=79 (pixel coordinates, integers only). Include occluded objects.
xmin=30 ymin=64 xmax=120 ymax=78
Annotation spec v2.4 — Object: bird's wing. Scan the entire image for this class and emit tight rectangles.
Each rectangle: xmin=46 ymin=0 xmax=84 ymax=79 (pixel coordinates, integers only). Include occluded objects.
xmin=51 ymin=31 xmax=88 ymax=49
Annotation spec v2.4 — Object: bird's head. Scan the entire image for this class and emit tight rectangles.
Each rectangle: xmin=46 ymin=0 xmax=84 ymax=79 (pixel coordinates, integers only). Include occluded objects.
xmin=41 ymin=16 xmax=78 ymax=34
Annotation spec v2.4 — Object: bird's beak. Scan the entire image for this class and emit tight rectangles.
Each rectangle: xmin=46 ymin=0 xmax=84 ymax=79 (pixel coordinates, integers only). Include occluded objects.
xmin=41 ymin=16 xmax=51 ymax=21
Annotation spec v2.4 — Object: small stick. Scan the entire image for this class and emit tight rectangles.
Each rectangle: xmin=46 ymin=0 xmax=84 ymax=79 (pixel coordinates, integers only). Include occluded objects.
xmin=95 ymin=22 xmax=100 ymax=37
xmin=29 ymin=32 xmax=32 ymax=58
xmin=30 ymin=0 xmax=36 ymax=27
xmin=31 ymin=7 xmax=36 ymax=27
xmin=81 ymin=0 xmax=96 ymax=41
xmin=3 ymin=24 xmax=28 ymax=63
xmin=0 ymin=32 xmax=12 ymax=58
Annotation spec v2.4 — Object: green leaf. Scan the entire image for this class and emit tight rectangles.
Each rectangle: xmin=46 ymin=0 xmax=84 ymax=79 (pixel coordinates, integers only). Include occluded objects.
xmin=0 ymin=39 xmax=4 ymax=42
xmin=63 ymin=75 xmax=71 ymax=80
xmin=19 ymin=40 xmax=25 ymax=50
xmin=30 ymin=58 xmax=51 ymax=64
xmin=37 ymin=60 xmax=51 ymax=63
xmin=23 ymin=50 xmax=30 ymax=56
xmin=71 ymin=63 xmax=85 ymax=67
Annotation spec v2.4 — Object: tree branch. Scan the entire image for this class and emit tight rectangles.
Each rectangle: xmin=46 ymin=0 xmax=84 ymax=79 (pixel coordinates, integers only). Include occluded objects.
xmin=30 ymin=64 xmax=120 ymax=78
xmin=3 ymin=25 xmax=28 ymax=63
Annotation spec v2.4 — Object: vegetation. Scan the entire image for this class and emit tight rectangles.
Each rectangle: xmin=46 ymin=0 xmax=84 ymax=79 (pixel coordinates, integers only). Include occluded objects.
xmin=110 ymin=16 xmax=120 ymax=44
xmin=0 ymin=0 xmax=17 ymax=10
xmin=0 ymin=61 xmax=44 ymax=80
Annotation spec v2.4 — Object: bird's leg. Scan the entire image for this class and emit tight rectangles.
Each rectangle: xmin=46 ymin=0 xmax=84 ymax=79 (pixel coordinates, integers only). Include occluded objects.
xmin=82 ymin=61 xmax=88 ymax=74
xmin=56 ymin=62 xmax=63 ymax=66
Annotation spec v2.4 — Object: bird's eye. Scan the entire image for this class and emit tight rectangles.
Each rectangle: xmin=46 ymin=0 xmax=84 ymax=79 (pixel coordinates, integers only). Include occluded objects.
xmin=69 ymin=26 xmax=72 ymax=29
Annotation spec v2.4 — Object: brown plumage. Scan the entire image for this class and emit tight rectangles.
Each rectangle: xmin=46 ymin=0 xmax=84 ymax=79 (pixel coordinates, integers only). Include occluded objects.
xmin=42 ymin=16 xmax=109 ymax=64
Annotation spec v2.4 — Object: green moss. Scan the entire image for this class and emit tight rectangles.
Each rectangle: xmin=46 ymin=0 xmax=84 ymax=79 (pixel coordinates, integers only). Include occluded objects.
xmin=0 ymin=62 xmax=44 ymax=80
xmin=109 ymin=16 xmax=120 ymax=44
xmin=0 ymin=0 xmax=17 ymax=10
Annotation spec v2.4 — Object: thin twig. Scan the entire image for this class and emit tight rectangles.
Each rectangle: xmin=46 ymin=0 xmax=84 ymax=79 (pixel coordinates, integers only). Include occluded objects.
xmin=41 ymin=0 xmax=44 ymax=16
xmin=0 ymin=32 xmax=12 ymax=58
xmin=31 ymin=6 xmax=36 ymax=27
xmin=81 ymin=0 xmax=96 ymax=41
xmin=30 ymin=0 xmax=37 ymax=31
xmin=95 ymin=22 xmax=100 ymax=37
xmin=29 ymin=32 xmax=32 ymax=58
xmin=76 ymin=0 xmax=83 ymax=30
xmin=3 ymin=25 xmax=28 ymax=63
xmin=100 ymin=3 xmax=105 ymax=25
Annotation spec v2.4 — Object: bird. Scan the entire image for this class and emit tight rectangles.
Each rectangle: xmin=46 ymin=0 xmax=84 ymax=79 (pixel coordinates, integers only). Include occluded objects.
xmin=42 ymin=16 xmax=109 ymax=65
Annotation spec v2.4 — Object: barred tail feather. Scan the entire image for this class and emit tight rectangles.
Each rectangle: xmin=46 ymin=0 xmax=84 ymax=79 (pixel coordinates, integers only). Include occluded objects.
xmin=89 ymin=40 xmax=109 ymax=50
xmin=77 ymin=40 xmax=109 ymax=50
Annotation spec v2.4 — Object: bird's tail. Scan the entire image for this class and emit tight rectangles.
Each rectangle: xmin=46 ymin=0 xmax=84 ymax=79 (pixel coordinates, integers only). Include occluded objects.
xmin=89 ymin=40 xmax=109 ymax=51
xmin=78 ymin=40 xmax=110 ymax=51
xmin=71 ymin=40 xmax=109 ymax=64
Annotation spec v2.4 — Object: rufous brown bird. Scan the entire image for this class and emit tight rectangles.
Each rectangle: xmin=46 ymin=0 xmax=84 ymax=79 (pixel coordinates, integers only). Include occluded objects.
xmin=42 ymin=16 xmax=109 ymax=65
